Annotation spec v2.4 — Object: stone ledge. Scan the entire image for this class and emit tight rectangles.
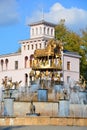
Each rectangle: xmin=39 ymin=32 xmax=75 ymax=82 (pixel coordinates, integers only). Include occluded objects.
xmin=0 ymin=116 xmax=87 ymax=126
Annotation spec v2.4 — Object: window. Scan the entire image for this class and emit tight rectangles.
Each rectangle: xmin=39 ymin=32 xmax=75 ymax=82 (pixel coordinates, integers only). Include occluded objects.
xmin=44 ymin=27 xmax=46 ymax=34
xmin=27 ymin=45 xmax=29 ymax=50
xmin=24 ymin=45 xmax=26 ymax=50
xmin=40 ymin=27 xmax=42 ymax=34
xmin=51 ymin=29 xmax=53 ymax=36
xmin=67 ymin=76 xmax=70 ymax=83
xmin=31 ymin=44 xmax=34 ymax=50
xmin=15 ymin=61 xmax=18 ymax=70
xmin=47 ymin=28 xmax=49 ymax=35
xmin=36 ymin=28 xmax=38 ymax=35
xmin=32 ymin=28 xmax=34 ymax=35
xmin=5 ymin=59 xmax=8 ymax=70
xmin=35 ymin=44 xmax=37 ymax=49
xmin=39 ymin=43 xmax=41 ymax=49
xmin=25 ymin=56 xmax=28 ymax=68
xmin=44 ymin=42 xmax=47 ymax=48
xmin=1 ymin=59 xmax=4 ymax=71
xmin=25 ymin=73 xmax=28 ymax=86
xmin=30 ymin=55 xmax=34 ymax=67
xmin=67 ymin=61 xmax=70 ymax=70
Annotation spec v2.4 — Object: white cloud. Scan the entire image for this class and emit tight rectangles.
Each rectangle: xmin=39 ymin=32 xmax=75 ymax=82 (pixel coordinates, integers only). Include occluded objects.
xmin=0 ymin=0 xmax=19 ymax=26
xmin=26 ymin=3 xmax=87 ymax=32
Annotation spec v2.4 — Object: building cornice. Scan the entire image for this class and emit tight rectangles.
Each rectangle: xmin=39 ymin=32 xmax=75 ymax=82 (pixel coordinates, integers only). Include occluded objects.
xmin=0 ymin=52 xmax=21 ymax=58
xmin=29 ymin=20 xmax=57 ymax=27
xmin=63 ymin=52 xmax=81 ymax=58
xmin=19 ymin=36 xmax=51 ymax=44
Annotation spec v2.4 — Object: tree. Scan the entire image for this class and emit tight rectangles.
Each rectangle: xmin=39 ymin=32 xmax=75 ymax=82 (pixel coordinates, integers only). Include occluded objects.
xmin=55 ymin=19 xmax=67 ymax=40
xmin=55 ymin=20 xmax=87 ymax=81
xmin=80 ymin=28 xmax=87 ymax=80
xmin=17 ymin=47 xmax=21 ymax=53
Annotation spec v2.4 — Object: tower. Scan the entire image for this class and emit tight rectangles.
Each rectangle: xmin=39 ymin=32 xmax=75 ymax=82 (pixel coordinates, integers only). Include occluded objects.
xmin=29 ymin=20 xmax=56 ymax=40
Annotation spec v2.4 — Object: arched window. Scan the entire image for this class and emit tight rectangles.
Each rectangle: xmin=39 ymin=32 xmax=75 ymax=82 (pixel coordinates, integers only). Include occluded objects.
xmin=25 ymin=73 xmax=28 ymax=86
xmin=5 ymin=59 xmax=9 ymax=70
xmin=1 ymin=59 xmax=4 ymax=71
xmin=25 ymin=56 xmax=28 ymax=68
xmin=30 ymin=55 xmax=34 ymax=67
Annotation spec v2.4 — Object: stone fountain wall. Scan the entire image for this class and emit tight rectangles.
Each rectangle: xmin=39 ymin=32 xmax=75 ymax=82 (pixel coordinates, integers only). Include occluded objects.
xmin=1 ymin=101 xmax=86 ymax=117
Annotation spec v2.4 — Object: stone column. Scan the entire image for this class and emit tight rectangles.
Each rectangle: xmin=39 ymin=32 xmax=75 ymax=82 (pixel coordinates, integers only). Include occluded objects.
xmin=4 ymin=98 xmax=14 ymax=116
xmin=58 ymin=99 xmax=70 ymax=117
xmin=38 ymin=89 xmax=48 ymax=101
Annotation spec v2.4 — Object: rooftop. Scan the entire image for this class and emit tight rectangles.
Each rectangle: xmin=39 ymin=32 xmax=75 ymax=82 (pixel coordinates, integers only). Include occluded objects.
xmin=29 ymin=20 xmax=57 ymax=27
xmin=63 ymin=50 xmax=81 ymax=58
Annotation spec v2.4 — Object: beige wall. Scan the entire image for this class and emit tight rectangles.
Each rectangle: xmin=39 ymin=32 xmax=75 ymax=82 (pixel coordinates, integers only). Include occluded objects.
xmin=14 ymin=101 xmax=58 ymax=116
xmin=0 ymin=116 xmax=87 ymax=126
xmin=0 ymin=101 xmax=87 ymax=126
xmin=13 ymin=101 xmax=87 ymax=117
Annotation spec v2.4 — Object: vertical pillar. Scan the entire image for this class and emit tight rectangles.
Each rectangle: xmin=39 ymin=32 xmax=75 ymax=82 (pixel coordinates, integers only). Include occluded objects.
xmin=4 ymin=98 xmax=14 ymax=116
xmin=58 ymin=99 xmax=70 ymax=117
xmin=38 ymin=89 xmax=48 ymax=101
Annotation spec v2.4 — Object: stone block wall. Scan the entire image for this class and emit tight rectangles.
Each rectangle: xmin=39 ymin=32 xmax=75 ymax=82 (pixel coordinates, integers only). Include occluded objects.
xmin=14 ymin=101 xmax=58 ymax=116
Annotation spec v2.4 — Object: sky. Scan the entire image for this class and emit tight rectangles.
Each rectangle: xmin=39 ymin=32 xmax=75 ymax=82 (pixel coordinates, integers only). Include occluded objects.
xmin=0 ymin=0 xmax=87 ymax=55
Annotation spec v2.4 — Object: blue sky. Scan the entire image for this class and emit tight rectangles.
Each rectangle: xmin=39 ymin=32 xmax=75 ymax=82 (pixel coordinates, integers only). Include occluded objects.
xmin=0 ymin=0 xmax=87 ymax=55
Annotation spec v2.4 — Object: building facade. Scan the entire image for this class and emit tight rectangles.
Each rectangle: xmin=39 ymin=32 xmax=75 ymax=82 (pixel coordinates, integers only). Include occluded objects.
xmin=0 ymin=20 xmax=81 ymax=87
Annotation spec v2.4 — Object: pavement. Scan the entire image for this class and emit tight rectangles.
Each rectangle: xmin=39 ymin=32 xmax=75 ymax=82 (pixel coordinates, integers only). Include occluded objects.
xmin=0 ymin=126 xmax=87 ymax=130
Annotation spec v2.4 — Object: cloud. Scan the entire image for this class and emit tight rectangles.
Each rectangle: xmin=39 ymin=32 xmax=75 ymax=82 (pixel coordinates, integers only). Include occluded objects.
xmin=26 ymin=3 xmax=87 ymax=32
xmin=0 ymin=0 xmax=19 ymax=26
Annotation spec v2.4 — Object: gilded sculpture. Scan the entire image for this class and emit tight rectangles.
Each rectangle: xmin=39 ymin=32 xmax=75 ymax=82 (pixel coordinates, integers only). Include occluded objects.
xmin=2 ymin=76 xmax=22 ymax=90
xmin=30 ymin=39 xmax=63 ymax=82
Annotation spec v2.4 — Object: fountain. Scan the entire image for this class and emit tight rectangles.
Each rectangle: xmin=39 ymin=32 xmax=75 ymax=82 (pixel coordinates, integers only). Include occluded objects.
xmin=26 ymin=39 xmax=87 ymax=118
xmin=0 ymin=39 xmax=87 ymax=119
xmin=0 ymin=76 xmax=22 ymax=116
xmin=67 ymin=78 xmax=87 ymax=117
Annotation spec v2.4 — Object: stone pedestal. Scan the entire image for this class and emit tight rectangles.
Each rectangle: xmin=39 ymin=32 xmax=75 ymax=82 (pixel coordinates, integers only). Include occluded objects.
xmin=38 ymin=89 xmax=48 ymax=101
xmin=4 ymin=98 xmax=14 ymax=116
xmin=26 ymin=113 xmax=40 ymax=116
xmin=58 ymin=99 xmax=70 ymax=117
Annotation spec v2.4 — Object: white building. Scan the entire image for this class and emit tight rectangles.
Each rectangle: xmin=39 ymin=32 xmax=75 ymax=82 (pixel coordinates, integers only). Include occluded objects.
xmin=0 ymin=20 xmax=81 ymax=87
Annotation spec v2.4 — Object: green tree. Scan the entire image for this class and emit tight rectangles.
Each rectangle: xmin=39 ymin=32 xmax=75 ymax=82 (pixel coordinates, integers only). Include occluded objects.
xmin=80 ymin=28 xmax=87 ymax=80
xmin=17 ymin=47 xmax=21 ymax=53
xmin=55 ymin=20 xmax=87 ymax=81
xmin=55 ymin=19 xmax=68 ymax=41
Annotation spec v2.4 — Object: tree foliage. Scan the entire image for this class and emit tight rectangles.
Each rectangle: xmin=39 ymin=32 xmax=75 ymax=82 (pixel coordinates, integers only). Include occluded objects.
xmin=17 ymin=47 xmax=21 ymax=53
xmin=55 ymin=20 xmax=87 ymax=81
xmin=80 ymin=28 xmax=87 ymax=80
